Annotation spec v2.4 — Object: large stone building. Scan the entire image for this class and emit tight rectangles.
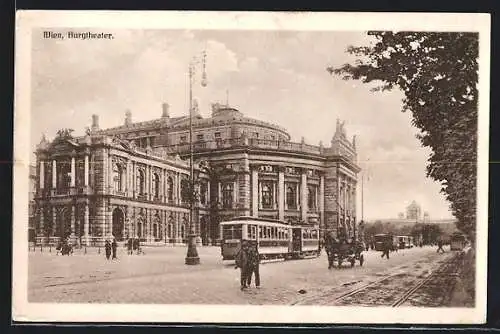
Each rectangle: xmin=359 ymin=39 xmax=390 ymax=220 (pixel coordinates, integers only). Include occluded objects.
xmin=33 ymin=102 xmax=360 ymax=246
xmin=406 ymin=200 xmax=422 ymax=221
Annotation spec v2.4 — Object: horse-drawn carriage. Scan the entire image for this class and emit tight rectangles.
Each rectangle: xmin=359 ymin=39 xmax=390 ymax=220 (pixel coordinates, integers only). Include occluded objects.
xmin=56 ymin=238 xmax=73 ymax=255
xmin=325 ymin=236 xmax=365 ymax=268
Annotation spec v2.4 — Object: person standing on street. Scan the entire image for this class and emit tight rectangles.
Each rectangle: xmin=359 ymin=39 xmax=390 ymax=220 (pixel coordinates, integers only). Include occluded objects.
xmin=112 ymin=238 xmax=118 ymax=259
xmin=235 ymin=240 xmax=249 ymax=290
xmin=105 ymin=239 xmax=111 ymax=260
xmin=246 ymin=241 xmax=261 ymax=288
xmin=437 ymin=239 xmax=445 ymax=253
xmin=381 ymin=238 xmax=390 ymax=259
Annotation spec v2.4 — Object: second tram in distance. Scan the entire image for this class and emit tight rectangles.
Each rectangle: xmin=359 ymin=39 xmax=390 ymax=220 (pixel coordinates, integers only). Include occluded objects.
xmin=220 ymin=216 xmax=320 ymax=261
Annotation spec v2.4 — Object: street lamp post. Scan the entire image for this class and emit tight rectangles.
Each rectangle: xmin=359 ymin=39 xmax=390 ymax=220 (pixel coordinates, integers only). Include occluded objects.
xmin=185 ymin=51 xmax=207 ymax=265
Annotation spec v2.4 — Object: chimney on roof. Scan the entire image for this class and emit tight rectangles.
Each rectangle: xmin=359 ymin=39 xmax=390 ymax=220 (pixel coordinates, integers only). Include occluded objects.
xmin=91 ymin=114 xmax=99 ymax=131
xmin=162 ymin=102 xmax=170 ymax=118
xmin=125 ymin=109 xmax=132 ymax=126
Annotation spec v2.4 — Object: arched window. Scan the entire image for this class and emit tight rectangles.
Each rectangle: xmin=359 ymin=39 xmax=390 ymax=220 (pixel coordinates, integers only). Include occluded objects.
xmin=222 ymin=182 xmax=233 ymax=209
xmin=167 ymin=176 xmax=174 ymax=202
xmin=181 ymin=224 xmax=186 ymax=240
xmin=180 ymin=178 xmax=190 ymax=204
xmin=137 ymin=222 xmax=143 ymax=238
xmin=152 ymin=173 xmax=160 ymax=199
xmin=286 ymin=184 xmax=297 ymax=209
xmin=200 ymin=181 xmax=207 ymax=205
xmin=261 ymin=183 xmax=273 ymax=209
xmin=136 ymin=169 xmax=145 ymax=195
xmin=153 ymin=223 xmax=158 ymax=238
xmin=113 ymin=163 xmax=123 ymax=192
xmin=308 ymin=185 xmax=317 ymax=210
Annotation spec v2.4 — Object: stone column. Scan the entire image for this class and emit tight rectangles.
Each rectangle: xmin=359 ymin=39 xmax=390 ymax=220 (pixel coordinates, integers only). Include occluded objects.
xmin=207 ymin=180 xmax=211 ymax=204
xmin=83 ymin=203 xmax=89 ymax=245
xmin=319 ymin=174 xmax=325 ymax=231
xmin=84 ymin=155 xmax=89 ymax=187
xmin=70 ymin=156 xmax=76 ymax=188
xmin=176 ymin=173 xmax=181 ymax=204
xmin=108 ymin=156 xmax=113 ymax=194
xmin=39 ymin=161 xmax=45 ymax=189
xmin=52 ymin=160 xmax=57 ymax=189
xmin=70 ymin=205 xmax=76 ymax=242
xmin=38 ymin=209 xmax=45 ymax=244
xmin=132 ymin=161 xmax=136 ymax=198
xmin=278 ymin=168 xmax=285 ymax=221
xmin=147 ymin=166 xmax=151 ymax=200
xmin=300 ymin=170 xmax=307 ymax=222
xmin=251 ymin=168 xmax=259 ymax=216
xmin=52 ymin=207 xmax=57 ymax=238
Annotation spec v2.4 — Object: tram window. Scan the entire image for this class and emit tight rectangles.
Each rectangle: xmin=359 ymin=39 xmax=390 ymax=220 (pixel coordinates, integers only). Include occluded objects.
xmin=247 ymin=225 xmax=252 ymax=238
xmin=234 ymin=225 xmax=242 ymax=239
xmin=222 ymin=226 xmax=233 ymax=239
xmin=259 ymin=226 xmax=263 ymax=238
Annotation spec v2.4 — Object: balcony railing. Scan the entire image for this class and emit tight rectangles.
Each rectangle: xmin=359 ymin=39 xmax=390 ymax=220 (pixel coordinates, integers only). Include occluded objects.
xmin=165 ymin=137 xmax=325 ymax=156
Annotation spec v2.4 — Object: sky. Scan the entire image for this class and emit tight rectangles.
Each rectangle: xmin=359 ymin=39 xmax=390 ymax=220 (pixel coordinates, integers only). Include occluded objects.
xmin=30 ymin=28 xmax=454 ymax=220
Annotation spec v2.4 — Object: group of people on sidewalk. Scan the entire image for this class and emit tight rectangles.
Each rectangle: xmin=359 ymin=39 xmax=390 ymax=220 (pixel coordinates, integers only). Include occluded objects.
xmin=234 ymin=240 xmax=261 ymax=290
xmin=104 ymin=238 xmax=118 ymax=260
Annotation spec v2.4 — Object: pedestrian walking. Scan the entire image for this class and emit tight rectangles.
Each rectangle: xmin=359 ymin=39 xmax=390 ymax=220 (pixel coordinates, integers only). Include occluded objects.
xmin=246 ymin=241 xmax=261 ymax=288
xmin=235 ymin=240 xmax=249 ymax=290
xmin=436 ymin=239 xmax=445 ymax=253
xmin=112 ymin=238 xmax=118 ymax=259
xmin=381 ymin=239 xmax=390 ymax=259
xmin=104 ymin=239 xmax=111 ymax=260
xmin=127 ymin=237 xmax=133 ymax=255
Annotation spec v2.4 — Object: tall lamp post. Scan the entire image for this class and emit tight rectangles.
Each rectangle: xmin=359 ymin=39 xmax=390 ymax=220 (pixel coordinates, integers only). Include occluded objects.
xmin=185 ymin=50 xmax=207 ymax=265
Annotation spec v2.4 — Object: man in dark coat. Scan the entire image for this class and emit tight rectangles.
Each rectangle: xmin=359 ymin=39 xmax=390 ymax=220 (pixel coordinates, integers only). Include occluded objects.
xmin=246 ymin=241 xmax=261 ymax=288
xmin=104 ymin=240 xmax=112 ymax=260
xmin=127 ymin=237 xmax=133 ymax=255
xmin=112 ymin=238 xmax=118 ymax=259
xmin=381 ymin=238 xmax=391 ymax=259
xmin=437 ymin=239 xmax=445 ymax=253
xmin=235 ymin=241 xmax=249 ymax=290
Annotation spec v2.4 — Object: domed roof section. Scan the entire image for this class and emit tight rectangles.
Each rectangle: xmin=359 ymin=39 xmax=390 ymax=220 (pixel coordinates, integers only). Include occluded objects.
xmin=211 ymin=103 xmax=244 ymax=119
xmin=206 ymin=102 xmax=290 ymax=140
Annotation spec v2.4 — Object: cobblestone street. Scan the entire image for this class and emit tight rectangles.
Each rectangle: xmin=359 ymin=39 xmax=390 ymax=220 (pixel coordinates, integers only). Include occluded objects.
xmin=28 ymin=245 xmax=453 ymax=305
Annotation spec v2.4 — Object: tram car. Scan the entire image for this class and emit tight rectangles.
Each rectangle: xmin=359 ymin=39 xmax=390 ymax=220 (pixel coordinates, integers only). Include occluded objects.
xmin=450 ymin=233 xmax=466 ymax=251
xmin=220 ymin=217 xmax=320 ymax=261
xmin=373 ymin=234 xmax=397 ymax=251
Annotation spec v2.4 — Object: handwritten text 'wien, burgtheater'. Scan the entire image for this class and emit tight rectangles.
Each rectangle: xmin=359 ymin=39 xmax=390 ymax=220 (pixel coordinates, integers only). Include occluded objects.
xmin=43 ymin=31 xmax=114 ymax=40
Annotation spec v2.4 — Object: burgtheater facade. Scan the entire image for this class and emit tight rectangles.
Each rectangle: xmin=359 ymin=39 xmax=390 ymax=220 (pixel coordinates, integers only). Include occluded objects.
xmin=34 ymin=102 xmax=360 ymax=246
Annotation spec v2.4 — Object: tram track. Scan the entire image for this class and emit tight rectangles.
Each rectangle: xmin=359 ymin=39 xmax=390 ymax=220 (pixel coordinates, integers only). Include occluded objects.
xmin=292 ymin=252 xmax=462 ymax=307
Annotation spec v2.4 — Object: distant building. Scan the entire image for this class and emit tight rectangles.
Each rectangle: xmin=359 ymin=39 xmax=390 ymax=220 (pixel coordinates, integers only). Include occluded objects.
xmin=406 ymin=200 xmax=422 ymax=221
xmin=397 ymin=212 xmax=405 ymax=219
xmin=423 ymin=211 xmax=430 ymax=223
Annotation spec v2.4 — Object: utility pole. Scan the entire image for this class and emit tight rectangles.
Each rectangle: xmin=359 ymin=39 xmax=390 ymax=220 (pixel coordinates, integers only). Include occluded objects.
xmin=185 ymin=50 xmax=207 ymax=266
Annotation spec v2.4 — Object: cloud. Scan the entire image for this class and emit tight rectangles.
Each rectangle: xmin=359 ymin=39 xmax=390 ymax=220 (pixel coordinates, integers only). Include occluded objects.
xmin=29 ymin=29 xmax=454 ymax=220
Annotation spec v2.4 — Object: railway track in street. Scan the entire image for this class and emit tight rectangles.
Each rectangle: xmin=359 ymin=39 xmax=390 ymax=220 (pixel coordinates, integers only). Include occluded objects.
xmin=292 ymin=251 xmax=463 ymax=307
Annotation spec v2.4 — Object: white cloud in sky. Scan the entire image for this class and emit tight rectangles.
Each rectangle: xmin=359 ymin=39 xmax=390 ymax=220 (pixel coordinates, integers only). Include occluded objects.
xmin=29 ymin=29 xmax=454 ymax=220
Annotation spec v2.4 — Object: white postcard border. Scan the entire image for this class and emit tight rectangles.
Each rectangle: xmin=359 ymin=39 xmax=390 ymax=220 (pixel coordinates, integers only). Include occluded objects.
xmin=13 ymin=10 xmax=490 ymax=324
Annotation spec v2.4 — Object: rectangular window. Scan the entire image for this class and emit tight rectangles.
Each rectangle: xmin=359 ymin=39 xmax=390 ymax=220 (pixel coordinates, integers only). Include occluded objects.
xmin=196 ymin=134 xmax=204 ymax=142
xmin=214 ymin=132 xmax=221 ymax=138
xmin=222 ymin=182 xmax=234 ymax=209
xmin=180 ymin=136 xmax=187 ymax=143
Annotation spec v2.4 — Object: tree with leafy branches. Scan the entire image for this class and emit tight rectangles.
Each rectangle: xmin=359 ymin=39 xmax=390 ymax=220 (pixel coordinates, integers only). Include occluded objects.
xmin=328 ymin=32 xmax=478 ymax=244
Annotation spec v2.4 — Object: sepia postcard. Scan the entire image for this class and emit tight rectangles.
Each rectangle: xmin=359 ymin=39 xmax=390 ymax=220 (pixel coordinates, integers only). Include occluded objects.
xmin=13 ymin=11 xmax=490 ymax=324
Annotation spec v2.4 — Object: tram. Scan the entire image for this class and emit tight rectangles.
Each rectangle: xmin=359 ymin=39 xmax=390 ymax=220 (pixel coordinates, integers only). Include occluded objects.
xmin=220 ymin=217 xmax=320 ymax=261
xmin=450 ymin=233 xmax=466 ymax=251
xmin=396 ymin=235 xmax=413 ymax=249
